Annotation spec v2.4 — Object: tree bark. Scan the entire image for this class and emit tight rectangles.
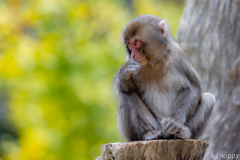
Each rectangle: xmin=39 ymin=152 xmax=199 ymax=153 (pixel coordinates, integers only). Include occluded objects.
xmin=177 ymin=0 xmax=240 ymax=159
xmin=96 ymin=140 xmax=209 ymax=160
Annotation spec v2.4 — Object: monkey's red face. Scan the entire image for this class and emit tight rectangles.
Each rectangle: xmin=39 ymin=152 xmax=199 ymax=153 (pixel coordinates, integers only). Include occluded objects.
xmin=126 ymin=38 xmax=147 ymax=64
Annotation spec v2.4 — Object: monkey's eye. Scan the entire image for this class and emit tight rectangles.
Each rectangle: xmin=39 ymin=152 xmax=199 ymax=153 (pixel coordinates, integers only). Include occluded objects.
xmin=134 ymin=40 xmax=142 ymax=48
xmin=134 ymin=40 xmax=139 ymax=45
xmin=126 ymin=41 xmax=132 ymax=50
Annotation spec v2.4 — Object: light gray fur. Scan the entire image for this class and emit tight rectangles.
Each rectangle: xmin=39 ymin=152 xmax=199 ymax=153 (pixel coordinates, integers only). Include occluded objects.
xmin=114 ymin=15 xmax=215 ymax=141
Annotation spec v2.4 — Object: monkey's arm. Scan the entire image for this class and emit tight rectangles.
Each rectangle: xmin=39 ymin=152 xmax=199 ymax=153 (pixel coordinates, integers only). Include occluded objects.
xmin=162 ymin=83 xmax=200 ymax=139
xmin=168 ymin=57 xmax=202 ymax=122
xmin=115 ymin=60 xmax=162 ymax=141
xmin=117 ymin=91 xmax=161 ymax=141
xmin=162 ymin=62 xmax=202 ymax=139
xmin=169 ymin=85 xmax=200 ymax=124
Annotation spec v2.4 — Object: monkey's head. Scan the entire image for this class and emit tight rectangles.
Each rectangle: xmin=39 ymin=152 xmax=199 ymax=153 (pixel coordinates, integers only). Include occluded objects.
xmin=122 ymin=15 xmax=171 ymax=67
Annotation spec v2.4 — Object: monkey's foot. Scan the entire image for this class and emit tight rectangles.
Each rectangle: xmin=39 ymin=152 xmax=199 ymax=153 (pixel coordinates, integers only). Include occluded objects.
xmin=162 ymin=118 xmax=192 ymax=139
xmin=174 ymin=127 xmax=191 ymax=139
xmin=143 ymin=130 xmax=163 ymax=140
xmin=161 ymin=118 xmax=182 ymax=134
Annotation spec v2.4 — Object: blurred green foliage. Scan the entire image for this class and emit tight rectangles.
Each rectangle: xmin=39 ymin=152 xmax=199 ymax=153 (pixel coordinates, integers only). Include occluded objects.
xmin=0 ymin=0 xmax=184 ymax=159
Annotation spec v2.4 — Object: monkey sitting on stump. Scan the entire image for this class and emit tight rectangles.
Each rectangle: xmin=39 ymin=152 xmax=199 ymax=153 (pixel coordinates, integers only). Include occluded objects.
xmin=114 ymin=15 xmax=215 ymax=141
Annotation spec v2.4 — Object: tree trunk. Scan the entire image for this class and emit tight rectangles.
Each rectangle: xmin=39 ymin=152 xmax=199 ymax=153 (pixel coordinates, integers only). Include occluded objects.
xmin=96 ymin=140 xmax=209 ymax=160
xmin=177 ymin=0 xmax=240 ymax=159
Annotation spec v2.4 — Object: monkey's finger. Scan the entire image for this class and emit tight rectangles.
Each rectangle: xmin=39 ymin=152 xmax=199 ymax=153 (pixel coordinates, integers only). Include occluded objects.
xmin=126 ymin=65 xmax=141 ymax=72
xmin=174 ymin=132 xmax=186 ymax=139
xmin=175 ymin=127 xmax=191 ymax=139
xmin=161 ymin=118 xmax=173 ymax=129
xmin=128 ymin=64 xmax=141 ymax=68
xmin=129 ymin=61 xmax=141 ymax=66
xmin=162 ymin=121 xmax=173 ymax=131
xmin=125 ymin=68 xmax=139 ymax=74
xmin=167 ymin=124 xmax=181 ymax=134
xmin=128 ymin=64 xmax=141 ymax=70
xmin=129 ymin=60 xmax=141 ymax=66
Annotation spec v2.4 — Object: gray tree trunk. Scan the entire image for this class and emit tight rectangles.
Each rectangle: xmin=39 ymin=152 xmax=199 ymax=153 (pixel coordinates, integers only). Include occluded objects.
xmin=177 ymin=0 xmax=240 ymax=159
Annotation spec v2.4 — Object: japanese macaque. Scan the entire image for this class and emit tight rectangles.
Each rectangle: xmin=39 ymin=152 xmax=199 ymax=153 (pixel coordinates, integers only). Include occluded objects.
xmin=114 ymin=15 xmax=215 ymax=141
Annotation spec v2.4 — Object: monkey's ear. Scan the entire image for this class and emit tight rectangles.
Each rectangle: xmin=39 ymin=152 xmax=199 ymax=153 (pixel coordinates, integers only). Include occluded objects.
xmin=158 ymin=20 xmax=169 ymax=36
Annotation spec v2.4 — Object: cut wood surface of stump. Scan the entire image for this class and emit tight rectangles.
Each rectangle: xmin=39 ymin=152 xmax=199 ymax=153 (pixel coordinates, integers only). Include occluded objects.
xmin=96 ymin=139 xmax=209 ymax=160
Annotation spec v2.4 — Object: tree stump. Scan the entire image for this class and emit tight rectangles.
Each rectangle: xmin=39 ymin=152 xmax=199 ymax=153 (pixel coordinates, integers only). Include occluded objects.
xmin=96 ymin=139 xmax=209 ymax=160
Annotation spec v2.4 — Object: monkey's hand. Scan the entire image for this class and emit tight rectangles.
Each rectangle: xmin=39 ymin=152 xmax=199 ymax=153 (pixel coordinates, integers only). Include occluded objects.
xmin=123 ymin=59 xmax=141 ymax=80
xmin=161 ymin=118 xmax=191 ymax=139
xmin=117 ymin=59 xmax=140 ymax=92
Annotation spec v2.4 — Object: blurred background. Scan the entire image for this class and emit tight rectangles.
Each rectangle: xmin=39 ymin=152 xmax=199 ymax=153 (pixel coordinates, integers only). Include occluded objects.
xmin=0 ymin=0 xmax=184 ymax=159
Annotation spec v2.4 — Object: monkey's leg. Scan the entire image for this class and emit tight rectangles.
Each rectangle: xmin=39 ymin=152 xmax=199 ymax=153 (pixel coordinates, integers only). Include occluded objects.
xmin=184 ymin=92 xmax=215 ymax=139
xmin=162 ymin=86 xmax=201 ymax=139
xmin=118 ymin=92 xmax=162 ymax=141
